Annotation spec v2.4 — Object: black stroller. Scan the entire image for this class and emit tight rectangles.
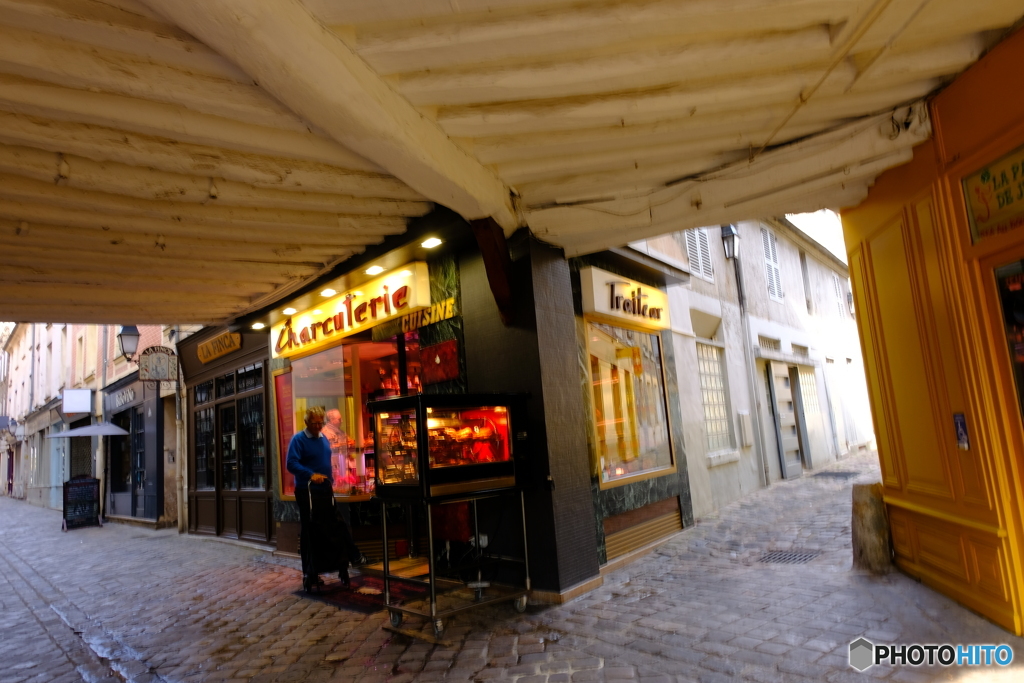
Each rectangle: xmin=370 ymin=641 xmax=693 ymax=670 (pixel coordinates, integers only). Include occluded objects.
xmin=302 ymin=481 xmax=352 ymax=592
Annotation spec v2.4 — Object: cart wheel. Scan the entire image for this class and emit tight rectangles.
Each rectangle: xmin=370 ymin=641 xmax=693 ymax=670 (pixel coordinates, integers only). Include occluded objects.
xmin=513 ymin=595 xmax=528 ymax=613
xmin=389 ymin=611 xmax=403 ymax=628
xmin=433 ymin=620 xmax=445 ymax=638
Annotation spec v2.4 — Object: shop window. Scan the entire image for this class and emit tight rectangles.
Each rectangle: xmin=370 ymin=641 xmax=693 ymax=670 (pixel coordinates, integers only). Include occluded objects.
xmin=195 ymin=380 xmax=213 ymax=405
xmin=696 ymin=342 xmax=731 ymax=452
xmin=220 ymin=404 xmax=237 ymax=490
xmin=237 ymin=362 xmax=263 ymax=393
xmin=110 ymin=411 xmax=132 ymax=493
xmin=586 ymin=321 xmax=673 ymax=486
xmin=238 ymin=394 xmax=266 ymax=489
xmin=216 ymin=372 xmax=235 ymax=399
xmin=194 ymin=407 xmax=215 ymax=490
xmin=282 ymin=335 xmax=421 ymax=497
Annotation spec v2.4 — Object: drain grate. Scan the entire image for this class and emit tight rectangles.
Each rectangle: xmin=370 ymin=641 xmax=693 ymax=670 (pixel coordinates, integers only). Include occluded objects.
xmin=759 ymin=550 xmax=821 ymax=565
xmin=813 ymin=471 xmax=859 ymax=480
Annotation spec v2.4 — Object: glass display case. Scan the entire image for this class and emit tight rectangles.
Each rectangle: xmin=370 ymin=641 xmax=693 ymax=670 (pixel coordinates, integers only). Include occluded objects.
xmin=369 ymin=394 xmax=526 ymax=501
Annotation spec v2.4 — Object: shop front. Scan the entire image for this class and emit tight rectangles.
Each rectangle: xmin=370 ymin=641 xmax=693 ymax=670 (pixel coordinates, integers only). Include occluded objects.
xmin=574 ymin=264 xmax=692 ymax=566
xmin=103 ymin=373 xmax=162 ymax=521
xmin=268 ymin=257 xmax=463 ymax=558
xmin=178 ymin=329 xmax=273 ymax=543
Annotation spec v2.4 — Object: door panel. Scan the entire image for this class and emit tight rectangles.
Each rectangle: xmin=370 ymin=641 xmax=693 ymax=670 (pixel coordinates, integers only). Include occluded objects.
xmin=768 ymin=362 xmax=803 ymax=479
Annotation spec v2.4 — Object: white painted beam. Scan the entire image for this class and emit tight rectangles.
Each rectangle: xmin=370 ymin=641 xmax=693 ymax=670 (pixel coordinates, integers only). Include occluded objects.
xmin=0 ymin=111 xmax=424 ymax=199
xmin=0 ymin=74 xmax=382 ymax=171
xmin=0 ymin=174 xmax=409 ymax=234
xmin=0 ymin=23 xmax=311 ymax=132
xmin=396 ymin=28 xmax=834 ymax=107
xmin=0 ymin=142 xmax=430 ymax=215
xmin=143 ymin=0 xmax=518 ymax=229
xmin=351 ymin=0 xmax=853 ymax=74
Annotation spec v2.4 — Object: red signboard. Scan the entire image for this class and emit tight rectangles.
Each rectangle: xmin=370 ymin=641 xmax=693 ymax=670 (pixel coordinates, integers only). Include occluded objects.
xmin=275 ymin=372 xmax=296 ymax=498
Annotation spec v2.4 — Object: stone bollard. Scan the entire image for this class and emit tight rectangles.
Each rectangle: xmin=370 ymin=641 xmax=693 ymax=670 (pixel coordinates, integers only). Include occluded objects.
xmin=851 ymin=482 xmax=892 ymax=573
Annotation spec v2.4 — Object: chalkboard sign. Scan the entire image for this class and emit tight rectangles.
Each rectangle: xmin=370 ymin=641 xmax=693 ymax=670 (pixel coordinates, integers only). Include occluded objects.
xmin=62 ymin=477 xmax=101 ymax=531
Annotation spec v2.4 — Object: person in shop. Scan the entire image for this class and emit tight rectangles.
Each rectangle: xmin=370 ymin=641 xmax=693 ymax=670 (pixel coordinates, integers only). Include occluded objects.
xmin=286 ymin=407 xmax=369 ymax=590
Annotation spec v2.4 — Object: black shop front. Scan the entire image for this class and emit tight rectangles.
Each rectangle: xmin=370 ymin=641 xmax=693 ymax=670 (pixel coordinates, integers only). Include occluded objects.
xmin=243 ymin=209 xmax=692 ymax=601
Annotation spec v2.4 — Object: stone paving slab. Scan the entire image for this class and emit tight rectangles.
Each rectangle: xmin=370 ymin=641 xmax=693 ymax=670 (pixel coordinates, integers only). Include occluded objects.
xmin=1 ymin=451 xmax=1023 ymax=682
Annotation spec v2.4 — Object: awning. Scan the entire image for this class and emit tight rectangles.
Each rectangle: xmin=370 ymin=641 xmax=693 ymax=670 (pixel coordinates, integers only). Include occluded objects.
xmin=46 ymin=422 xmax=129 ymax=438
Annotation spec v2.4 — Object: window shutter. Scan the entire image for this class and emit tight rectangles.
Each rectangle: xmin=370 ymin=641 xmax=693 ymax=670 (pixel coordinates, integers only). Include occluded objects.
xmin=685 ymin=228 xmax=714 ymax=282
xmin=685 ymin=230 xmax=700 ymax=271
xmin=833 ymin=273 xmax=845 ymax=316
xmin=761 ymin=228 xmax=783 ymax=299
xmin=697 ymin=229 xmax=713 ymax=280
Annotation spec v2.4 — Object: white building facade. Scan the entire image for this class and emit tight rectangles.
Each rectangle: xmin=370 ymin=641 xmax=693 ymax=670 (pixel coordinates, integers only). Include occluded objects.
xmin=634 ymin=218 xmax=875 ymax=518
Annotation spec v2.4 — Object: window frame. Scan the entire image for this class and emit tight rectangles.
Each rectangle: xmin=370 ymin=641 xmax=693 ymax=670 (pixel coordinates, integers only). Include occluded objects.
xmin=695 ymin=340 xmax=733 ymax=453
xmin=584 ymin=316 xmax=677 ymax=490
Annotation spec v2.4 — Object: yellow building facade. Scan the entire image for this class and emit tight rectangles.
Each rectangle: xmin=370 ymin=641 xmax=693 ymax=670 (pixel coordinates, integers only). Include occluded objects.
xmin=842 ymin=28 xmax=1024 ymax=634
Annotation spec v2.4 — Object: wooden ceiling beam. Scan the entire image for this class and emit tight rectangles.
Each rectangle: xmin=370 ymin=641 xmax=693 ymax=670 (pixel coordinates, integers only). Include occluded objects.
xmin=0 ymin=243 xmax=321 ymax=280
xmin=469 ymin=80 xmax=942 ymax=165
xmin=0 ymin=73 xmax=382 ymax=172
xmin=0 ymin=264 xmax=280 ymax=296
xmin=141 ymin=0 xmax=517 ymax=231
xmin=435 ymin=67 xmax=856 ymax=137
xmin=0 ymin=283 xmax=251 ymax=308
xmin=0 ymin=174 xmax=409 ymax=234
xmin=0 ymin=201 xmax=388 ymax=247
xmin=0 ymin=219 xmax=369 ymax=258
xmin=0 ymin=227 xmax=356 ymax=265
xmin=396 ymin=27 xmax=834 ymax=107
xmin=0 ymin=142 xmax=430 ymax=216
xmin=351 ymin=0 xmax=853 ymax=74
xmin=0 ymin=111 xmax=425 ymax=199
xmin=0 ymin=23 xmax=311 ymax=133
xmin=0 ymin=303 xmax=243 ymax=325
xmin=0 ymin=0 xmax=249 ymax=81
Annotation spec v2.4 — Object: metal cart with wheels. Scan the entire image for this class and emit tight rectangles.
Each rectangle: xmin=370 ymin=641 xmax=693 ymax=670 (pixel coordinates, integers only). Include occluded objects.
xmin=368 ymin=393 xmax=530 ymax=638
xmin=381 ymin=491 xmax=531 ymax=637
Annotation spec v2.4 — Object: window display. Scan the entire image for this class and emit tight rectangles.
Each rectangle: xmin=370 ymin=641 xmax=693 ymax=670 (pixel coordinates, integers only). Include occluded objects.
xmin=586 ymin=321 xmax=674 ymax=486
xmin=369 ymin=395 xmax=523 ymax=501
xmin=279 ymin=335 xmax=421 ymax=498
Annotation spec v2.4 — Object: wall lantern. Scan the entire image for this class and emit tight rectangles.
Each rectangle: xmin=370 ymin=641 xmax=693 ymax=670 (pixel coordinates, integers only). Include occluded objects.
xmin=116 ymin=325 xmax=140 ymax=362
xmin=720 ymin=224 xmax=739 ymax=260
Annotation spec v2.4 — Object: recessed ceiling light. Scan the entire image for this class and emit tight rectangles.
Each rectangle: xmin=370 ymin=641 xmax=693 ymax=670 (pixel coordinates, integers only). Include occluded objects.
xmin=365 ymin=265 xmax=385 ymax=275
xmin=283 ymin=307 xmax=296 ymax=315
xmin=251 ymin=322 xmax=265 ymax=330
xmin=421 ymin=237 xmax=442 ymax=249
xmin=321 ymin=288 xmax=337 ymax=297
xmin=399 ymin=270 xmax=412 ymax=277
xmin=354 ymin=291 xmax=363 ymax=296
xmin=313 ymin=309 xmax=322 ymax=315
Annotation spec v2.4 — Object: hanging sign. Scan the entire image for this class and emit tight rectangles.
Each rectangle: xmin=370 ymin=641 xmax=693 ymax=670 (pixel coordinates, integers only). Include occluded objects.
xmin=580 ymin=266 xmax=670 ymax=331
xmin=271 ymin=262 xmax=430 ymax=359
xmin=963 ymin=142 xmax=1024 ymax=242
xmin=197 ymin=332 xmax=241 ymax=364
xmin=138 ymin=346 xmax=177 ymax=381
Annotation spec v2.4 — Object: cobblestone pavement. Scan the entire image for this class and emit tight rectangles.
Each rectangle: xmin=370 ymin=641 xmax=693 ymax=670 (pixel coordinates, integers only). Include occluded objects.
xmin=2 ymin=451 xmax=1022 ymax=683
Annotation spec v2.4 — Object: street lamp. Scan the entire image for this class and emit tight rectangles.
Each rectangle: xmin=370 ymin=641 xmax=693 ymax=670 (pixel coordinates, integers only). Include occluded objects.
xmin=720 ymin=224 xmax=739 ymax=260
xmin=116 ymin=325 xmax=140 ymax=362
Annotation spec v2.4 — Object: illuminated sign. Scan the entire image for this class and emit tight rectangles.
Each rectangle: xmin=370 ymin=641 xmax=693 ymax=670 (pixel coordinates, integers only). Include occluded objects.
xmin=197 ymin=333 xmax=241 ymax=364
xmin=580 ymin=266 xmax=670 ymax=331
xmin=271 ymin=262 xmax=430 ymax=359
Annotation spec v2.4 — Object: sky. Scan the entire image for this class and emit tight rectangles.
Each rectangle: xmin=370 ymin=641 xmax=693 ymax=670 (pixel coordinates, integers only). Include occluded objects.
xmin=786 ymin=210 xmax=848 ymax=264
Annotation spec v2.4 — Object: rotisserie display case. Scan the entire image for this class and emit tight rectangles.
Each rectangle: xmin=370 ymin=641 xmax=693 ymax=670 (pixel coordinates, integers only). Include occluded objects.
xmin=369 ymin=393 xmax=526 ymax=502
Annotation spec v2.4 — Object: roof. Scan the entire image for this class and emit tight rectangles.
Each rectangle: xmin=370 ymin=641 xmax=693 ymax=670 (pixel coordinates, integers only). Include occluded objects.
xmin=1 ymin=0 xmax=1020 ymax=324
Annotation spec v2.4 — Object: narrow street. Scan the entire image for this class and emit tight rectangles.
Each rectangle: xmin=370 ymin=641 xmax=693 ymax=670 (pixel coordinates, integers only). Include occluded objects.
xmin=1 ymin=451 xmax=1020 ymax=683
